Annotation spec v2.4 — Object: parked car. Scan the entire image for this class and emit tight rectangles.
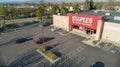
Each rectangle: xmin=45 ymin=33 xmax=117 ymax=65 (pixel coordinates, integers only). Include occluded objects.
xmin=15 ymin=37 xmax=33 ymax=44
xmin=90 ymin=61 xmax=104 ymax=67
xmin=51 ymin=27 xmax=61 ymax=31
xmin=34 ymin=37 xmax=49 ymax=44
xmin=34 ymin=37 xmax=54 ymax=44
xmin=43 ymin=22 xmax=51 ymax=27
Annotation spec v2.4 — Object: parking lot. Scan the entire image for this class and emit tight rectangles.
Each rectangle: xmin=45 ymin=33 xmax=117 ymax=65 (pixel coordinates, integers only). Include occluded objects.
xmin=0 ymin=23 xmax=120 ymax=67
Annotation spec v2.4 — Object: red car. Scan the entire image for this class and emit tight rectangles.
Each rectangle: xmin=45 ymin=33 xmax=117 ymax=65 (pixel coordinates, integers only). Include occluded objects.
xmin=34 ymin=37 xmax=49 ymax=44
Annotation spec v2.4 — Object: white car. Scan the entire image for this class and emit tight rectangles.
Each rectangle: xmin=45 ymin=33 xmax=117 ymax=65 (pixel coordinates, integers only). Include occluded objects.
xmin=51 ymin=27 xmax=62 ymax=31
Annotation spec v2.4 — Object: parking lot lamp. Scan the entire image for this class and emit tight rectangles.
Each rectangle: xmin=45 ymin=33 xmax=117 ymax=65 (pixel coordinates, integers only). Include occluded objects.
xmin=39 ymin=25 xmax=43 ymax=35
xmin=39 ymin=24 xmax=44 ymax=45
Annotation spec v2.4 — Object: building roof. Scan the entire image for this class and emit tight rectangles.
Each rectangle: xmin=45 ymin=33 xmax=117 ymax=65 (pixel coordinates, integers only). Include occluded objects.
xmin=78 ymin=10 xmax=120 ymax=24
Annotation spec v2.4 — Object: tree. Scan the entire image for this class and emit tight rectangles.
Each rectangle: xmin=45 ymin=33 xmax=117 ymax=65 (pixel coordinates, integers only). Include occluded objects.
xmin=24 ymin=7 xmax=36 ymax=15
xmin=94 ymin=2 xmax=104 ymax=10
xmin=84 ymin=0 xmax=94 ymax=10
xmin=0 ymin=5 xmax=6 ymax=28
xmin=8 ymin=7 xmax=17 ymax=17
xmin=60 ymin=7 xmax=67 ymax=14
xmin=73 ymin=4 xmax=79 ymax=12
xmin=39 ymin=0 xmax=46 ymax=9
xmin=36 ymin=6 xmax=44 ymax=18
xmin=116 ymin=2 xmax=120 ymax=6
xmin=49 ymin=5 xmax=56 ymax=15
xmin=38 ymin=46 xmax=47 ymax=52
xmin=0 ymin=5 xmax=6 ymax=16
xmin=103 ymin=0 xmax=116 ymax=11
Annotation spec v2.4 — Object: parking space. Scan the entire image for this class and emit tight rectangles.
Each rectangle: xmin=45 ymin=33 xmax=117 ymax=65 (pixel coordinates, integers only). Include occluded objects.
xmin=0 ymin=24 xmax=120 ymax=67
xmin=77 ymin=46 xmax=120 ymax=67
xmin=0 ymin=25 xmax=86 ymax=66
xmin=96 ymin=42 xmax=120 ymax=54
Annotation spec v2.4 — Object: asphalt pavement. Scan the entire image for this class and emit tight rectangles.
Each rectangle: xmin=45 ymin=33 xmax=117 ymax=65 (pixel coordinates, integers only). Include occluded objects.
xmin=0 ymin=23 xmax=120 ymax=67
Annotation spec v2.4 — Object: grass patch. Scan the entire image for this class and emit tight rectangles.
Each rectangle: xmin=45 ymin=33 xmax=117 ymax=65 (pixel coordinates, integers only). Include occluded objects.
xmin=38 ymin=46 xmax=47 ymax=52
xmin=38 ymin=46 xmax=58 ymax=60
xmin=60 ymin=30 xmax=69 ymax=34
xmin=5 ymin=23 xmax=18 ymax=27
xmin=45 ymin=51 xmax=58 ymax=60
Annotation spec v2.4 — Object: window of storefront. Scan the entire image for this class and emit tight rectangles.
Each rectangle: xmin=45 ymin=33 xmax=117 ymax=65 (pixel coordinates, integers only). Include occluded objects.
xmin=85 ymin=28 xmax=96 ymax=35
xmin=73 ymin=25 xmax=96 ymax=35
xmin=79 ymin=26 xmax=85 ymax=31
xmin=73 ymin=25 xmax=79 ymax=29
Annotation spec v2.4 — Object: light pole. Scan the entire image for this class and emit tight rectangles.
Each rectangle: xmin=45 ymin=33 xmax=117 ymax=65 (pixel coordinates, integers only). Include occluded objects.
xmin=2 ymin=16 xmax=5 ymax=29
xmin=39 ymin=17 xmax=44 ymax=45
xmin=39 ymin=25 xmax=44 ymax=37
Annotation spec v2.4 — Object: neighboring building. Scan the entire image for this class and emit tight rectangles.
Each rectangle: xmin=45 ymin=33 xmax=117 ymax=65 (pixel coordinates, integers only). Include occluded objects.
xmin=15 ymin=5 xmax=38 ymax=9
xmin=3 ymin=4 xmax=39 ymax=9
xmin=80 ymin=5 xmax=84 ymax=10
xmin=115 ymin=6 xmax=120 ymax=11
xmin=69 ymin=6 xmax=73 ymax=11
xmin=53 ymin=10 xmax=120 ymax=47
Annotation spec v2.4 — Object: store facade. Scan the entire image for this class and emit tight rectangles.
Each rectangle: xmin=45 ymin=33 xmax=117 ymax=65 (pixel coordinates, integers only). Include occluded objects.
xmin=53 ymin=14 xmax=106 ymax=40
xmin=68 ymin=13 xmax=106 ymax=40
xmin=53 ymin=10 xmax=120 ymax=47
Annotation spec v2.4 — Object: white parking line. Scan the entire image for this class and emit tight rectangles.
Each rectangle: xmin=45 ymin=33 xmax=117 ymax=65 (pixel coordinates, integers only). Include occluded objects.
xmin=15 ymin=30 xmax=24 ymax=37
xmin=32 ymin=59 xmax=46 ymax=67
xmin=59 ymin=48 xmax=67 ymax=52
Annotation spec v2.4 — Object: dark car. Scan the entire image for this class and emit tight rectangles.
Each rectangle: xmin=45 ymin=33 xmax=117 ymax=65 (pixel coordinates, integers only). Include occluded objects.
xmin=15 ymin=37 xmax=33 ymax=43
xmin=91 ymin=61 xmax=104 ymax=67
xmin=34 ymin=37 xmax=49 ymax=44
xmin=42 ymin=22 xmax=51 ymax=27
xmin=34 ymin=37 xmax=55 ymax=44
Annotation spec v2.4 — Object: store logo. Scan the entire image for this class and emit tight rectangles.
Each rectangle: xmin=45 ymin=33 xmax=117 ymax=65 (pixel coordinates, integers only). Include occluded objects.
xmin=72 ymin=16 xmax=93 ymax=26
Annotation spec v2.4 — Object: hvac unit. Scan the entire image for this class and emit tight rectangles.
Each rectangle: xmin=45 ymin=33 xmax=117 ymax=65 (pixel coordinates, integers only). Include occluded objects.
xmin=57 ymin=13 xmax=60 ymax=15
xmin=94 ymin=10 xmax=99 ymax=13
xmin=105 ymin=12 xmax=111 ymax=16
xmin=114 ymin=16 xmax=120 ymax=20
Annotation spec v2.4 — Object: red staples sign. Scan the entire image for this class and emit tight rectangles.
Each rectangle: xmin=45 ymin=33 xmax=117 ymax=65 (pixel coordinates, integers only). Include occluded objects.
xmin=68 ymin=13 xmax=105 ymax=30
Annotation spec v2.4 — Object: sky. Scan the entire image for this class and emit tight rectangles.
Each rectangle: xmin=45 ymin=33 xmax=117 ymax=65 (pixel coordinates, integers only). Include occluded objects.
xmin=0 ymin=0 xmax=120 ymax=3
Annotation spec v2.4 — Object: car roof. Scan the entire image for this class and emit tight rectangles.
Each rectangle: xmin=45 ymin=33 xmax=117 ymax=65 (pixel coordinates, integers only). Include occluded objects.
xmin=17 ymin=38 xmax=26 ymax=40
xmin=95 ymin=62 xmax=104 ymax=67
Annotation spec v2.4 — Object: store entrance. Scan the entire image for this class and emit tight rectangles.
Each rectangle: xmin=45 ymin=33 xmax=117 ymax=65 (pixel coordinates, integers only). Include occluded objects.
xmin=72 ymin=25 xmax=96 ymax=35
xmin=86 ymin=29 xmax=96 ymax=35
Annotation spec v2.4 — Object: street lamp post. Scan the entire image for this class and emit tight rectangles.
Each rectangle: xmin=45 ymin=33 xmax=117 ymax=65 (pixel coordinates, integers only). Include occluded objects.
xmin=39 ymin=17 xmax=44 ymax=45
xmin=2 ymin=16 xmax=5 ymax=29
xmin=39 ymin=25 xmax=44 ymax=37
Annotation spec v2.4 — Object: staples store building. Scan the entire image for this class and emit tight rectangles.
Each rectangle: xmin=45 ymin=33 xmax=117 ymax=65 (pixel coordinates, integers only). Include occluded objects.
xmin=53 ymin=13 xmax=120 ymax=46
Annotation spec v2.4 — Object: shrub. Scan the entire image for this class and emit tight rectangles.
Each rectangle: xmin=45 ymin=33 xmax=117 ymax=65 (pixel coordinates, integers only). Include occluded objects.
xmin=38 ymin=46 xmax=47 ymax=52
xmin=5 ymin=23 xmax=17 ymax=27
xmin=61 ymin=30 xmax=69 ymax=34
xmin=93 ymin=40 xmax=100 ymax=45
xmin=45 ymin=51 xmax=58 ymax=60
xmin=5 ymin=18 xmax=13 ymax=20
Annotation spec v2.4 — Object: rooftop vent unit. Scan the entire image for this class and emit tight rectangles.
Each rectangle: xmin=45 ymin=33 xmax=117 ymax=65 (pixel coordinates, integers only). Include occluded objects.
xmin=94 ymin=10 xmax=99 ymax=13
xmin=57 ymin=13 xmax=60 ymax=15
xmin=114 ymin=16 xmax=120 ymax=20
xmin=105 ymin=12 xmax=111 ymax=16
xmin=75 ymin=13 xmax=78 ymax=14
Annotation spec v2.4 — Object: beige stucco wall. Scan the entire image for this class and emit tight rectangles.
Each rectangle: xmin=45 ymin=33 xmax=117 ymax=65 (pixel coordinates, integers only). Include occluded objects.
xmin=102 ymin=22 xmax=120 ymax=44
xmin=95 ymin=20 xmax=104 ymax=40
xmin=53 ymin=15 xmax=70 ymax=31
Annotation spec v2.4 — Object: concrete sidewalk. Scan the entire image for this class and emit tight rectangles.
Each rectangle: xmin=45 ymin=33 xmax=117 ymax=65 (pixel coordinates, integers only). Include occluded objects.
xmin=70 ymin=31 xmax=101 ymax=47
